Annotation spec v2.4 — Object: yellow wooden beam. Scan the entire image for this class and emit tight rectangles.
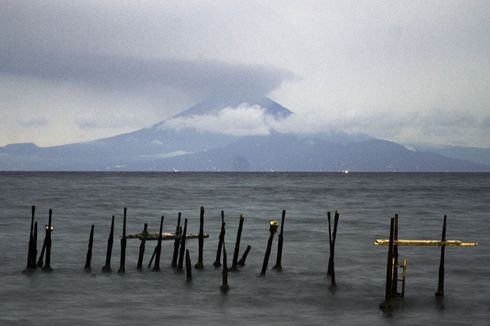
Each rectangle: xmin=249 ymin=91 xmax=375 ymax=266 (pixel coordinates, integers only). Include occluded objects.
xmin=373 ymin=239 xmax=478 ymax=247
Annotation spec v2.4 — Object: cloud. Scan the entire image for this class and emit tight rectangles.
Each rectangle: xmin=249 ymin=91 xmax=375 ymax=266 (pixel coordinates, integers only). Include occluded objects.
xmin=0 ymin=50 xmax=293 ymax=99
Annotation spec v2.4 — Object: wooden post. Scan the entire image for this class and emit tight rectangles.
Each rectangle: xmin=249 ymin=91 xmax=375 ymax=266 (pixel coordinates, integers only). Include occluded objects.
xmin=147 ymin=246 xmax=157 ymax=268
xmin=102 ymin=216 xmax=115 ymax=273
xmin=273 ymin=209 xmax=286 ymax=271
xmin=221 ymin=228 xmax=229 ymax=292
xmin=231 ymin=214 xmax=244 ymax=271
xmin=177 ymin=218 xmax=188 ymax=271
xmin=137 ymin=223 xmax=148 ymax=270
xmin=42 ymin=209 xmax=53 ymax=272
xmin=213 ymin=211 xmax=225 ymax=268
xmin=24 ymin=205 xmax=35 ymax=272
xmin=380 ymin=217 xmax=395 ymax=310
xmin=171 ymin=213 xmax=182 ymax=268
xmin=84 ymin=225 xmax=94 ymax=271
xmin=152 ymin=216 xmax=164 ymax=271
xmin=195 ymin=206 xmax=205 ymax=269
xmin=118 ymin=207 xmax=127 ymax=273
xmin=392 ymin=214 xmax=399 ymax=295
xmin=36 ymin=232 xmax=46 ymax=268
xmin=260 ymin=221 xmax=279 ymax=276
xmin=237 ymin=245 xmax=251 ymax=267
xmin=31 ymin=221 xmax=38 ymax=270
xmin=185 ymin=249 xmax=192 ymax=281
xmin=435 ymin=215 xmax=447 ymax=297
xmin=327 ymin=211 xmax=340 ymax=286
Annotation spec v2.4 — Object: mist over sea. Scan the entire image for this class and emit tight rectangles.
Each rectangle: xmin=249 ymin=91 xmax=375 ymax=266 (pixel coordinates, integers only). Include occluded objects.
xmin=0 ymin=172 xmax=489 ymax=325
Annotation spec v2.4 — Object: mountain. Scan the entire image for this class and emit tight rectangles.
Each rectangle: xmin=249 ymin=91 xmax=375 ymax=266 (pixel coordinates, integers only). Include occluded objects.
xmin=1 ymin=96 xmax=489 ymax=172
xmin=412 ymin=144 xmax=490 ymax=168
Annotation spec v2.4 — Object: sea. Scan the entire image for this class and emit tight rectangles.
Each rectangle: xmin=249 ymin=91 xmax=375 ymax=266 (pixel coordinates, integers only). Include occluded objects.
xmin=0 ymin=172 xmax=489 ymax=325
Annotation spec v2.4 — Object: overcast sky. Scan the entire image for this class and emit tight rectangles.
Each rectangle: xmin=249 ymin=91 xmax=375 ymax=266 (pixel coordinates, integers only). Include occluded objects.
xmin=1 ymin=1 xmax=489 ymax=147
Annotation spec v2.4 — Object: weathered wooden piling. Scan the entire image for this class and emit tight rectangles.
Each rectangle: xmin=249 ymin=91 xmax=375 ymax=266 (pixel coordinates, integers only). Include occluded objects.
xmin=42 ymin=209 xmax=53 ymax=272
xmin=380 ymin=217 xmax=395 ymax=310
xmin=231 ymin=214 xmax=245 ymax=271
xmin=221 ymin=228 xmax=229 ymax=292
xmin=36 ymin=233 xmax=46 ymax=268
xmin=392 ymin=214 xmax=399 ymax=295
xmin=118 ymin=208 xmax=127 ymax=273
xmin=171 ymin=213 xmax=182 ymax=268
xmin=186 ymin=249 xmax=192 ymax=281
xmin=195 ymin=206 xmax=205 ymax=270
xmin=102 ymin=216 xmax=115 ymax=273
xmin=84 ymin=225 xmax=94 ymax=271
xmin=148 ymin=246 xmax=157 ymax=268
xmin=31 ymin=221 xmax=38 ymax=270
xmin=213 ymin=211 xmax=225 ymax=268
xmin=435 ymin=215 xmax=447 ymax=297
xmin=152 ymin=216 xmax=164 ymax=271
xmin=177 ymin=218 xmax=188 ymax=271
xmin=273 ymin=209 xmax=286 ymax=271
xmin=327 ymin=210 xmax=340 ymax=286
xmin=137 ymin=223 xmax=148 ymax=270
xmin=24 ymin=205 xmax=36 ymax=272
xmin=237 ymin=245 xmax=251 ymax=267
xmin=260 ymin=220 xmax=279 ymax=276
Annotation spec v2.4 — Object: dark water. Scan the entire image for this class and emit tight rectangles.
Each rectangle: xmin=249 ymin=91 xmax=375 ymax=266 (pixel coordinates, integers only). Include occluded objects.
xmin=0 ymin=172 xmax=489 ymax=325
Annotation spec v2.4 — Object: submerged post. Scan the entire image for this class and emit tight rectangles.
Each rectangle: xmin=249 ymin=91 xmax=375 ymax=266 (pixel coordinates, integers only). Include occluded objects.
xmin=171 ymin=213 xmax=182 ymax=268
xmin=84 ymin=225 xmax=95 ymax=271
xmin=221 ymin=228 xmax=229 ymax=292
xmin=31 ymin=221 xmax=38 ymax=270
xmin=273 ymin=209 xmax=286 ymax=271
xmin=102 ymin=216 xmax=115 ymax=273
xmin=177 ymin=218 xmax=188 ymax=271
xmin=213 ymin=211 xmax=225 ymax=268
xmin=24 ymin=205 xmax=36 ymax=272
xmin=42 ymin=209 xmax=53 ymax=272
xmin=231 ymin=214 xmax=245 ymax=271
xmin=260 ymin=220 xmax=279 ymax=276
xmin=327 ymin=210 xmax=340 ymax=286
xmin=36 ymin=231 xmax=47 ymax=268
xmin=118 ymin=207 xmax=127 ymax=273
xmin=237 ymin=245 xmax=251 ymax=267
xmin=137 ymin=223 xmax=148 ymax=270
xmin=152 ymin=216 xmax=164 ymax=271
xmin=435 ymin=215 xmax=447 ymax=297
xmin=186 ymin=249 xmax=192 ymax=281
xmin=392 ymin=214 xmax=399 ymax=295
xmin=380 ymin=217 xmax=395 ymax=310
xmin=195 ymin=206 xmax=205 ymax=269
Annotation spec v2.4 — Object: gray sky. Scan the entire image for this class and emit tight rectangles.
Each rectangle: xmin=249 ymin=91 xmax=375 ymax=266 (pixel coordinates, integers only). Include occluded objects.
xmin=1 ymin=0 xmax=489 ymax=147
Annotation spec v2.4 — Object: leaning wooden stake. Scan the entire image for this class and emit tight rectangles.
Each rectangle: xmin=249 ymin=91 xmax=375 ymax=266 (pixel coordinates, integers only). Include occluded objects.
xmin=237 ymin=245 xmax=251 ymax=267
xmin=36 ymin=231 xmax=47 ymax=268
xmin=137 ymin=223 xmax=148 ymax=270
xmin=195 ymin=206 xmax=205 ymax=269
xmin=177 ymin=218 xmax=188 ymax=271
xmin=118 ymin=207 xmax=127 ymax=273
xmin=84 ymin=225 xmax=95 ymax=271
xmin=380 ymin=217 xmax=395 ymax=310
xmin=24 ymin=205 xmax=36 ymax=272
xmin=260 ymin=220 xmax=279 ymax=276
xmin=42 ymin=209 xmax=53 ymax=272
xmin=327 ymin=210 xmax=340 ymax=286
xmin=273 ymin=209 xmax=286 ymax=271
xmin=435 ymin=215 xmax=447 ymax=297
xmin=186 ymin=249 xmax=192 ymax=281
xmin=231 ymin=214 xmax=245 ymax=271
xmin=152 ymin=216 xmax=164 ymax=271
xmin=171 ymin=213 xmax=182 ymax=268
xmin=102 ymin=216 xmax=115 ymax=273
xmin=221 ymin=228 xmax=229 ymax=292
xmin=213 ymin=211 xmax=225 ymax=268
